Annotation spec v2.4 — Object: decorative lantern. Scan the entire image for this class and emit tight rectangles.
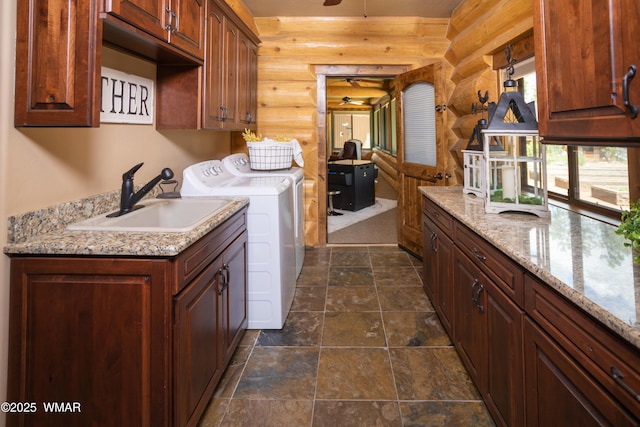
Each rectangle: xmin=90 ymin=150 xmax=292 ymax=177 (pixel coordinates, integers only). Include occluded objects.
xmin=462 ymin=91 xmax=503 ymax=197
xmin=482 ymin=47 xmax=549 ymax=217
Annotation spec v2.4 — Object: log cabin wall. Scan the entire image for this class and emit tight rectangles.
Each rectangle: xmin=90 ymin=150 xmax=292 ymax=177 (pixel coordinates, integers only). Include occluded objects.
xmin=230 ymin=0 xmax=533 ymax=247
xmin=445 ymin=0 xmax=534 ymax=181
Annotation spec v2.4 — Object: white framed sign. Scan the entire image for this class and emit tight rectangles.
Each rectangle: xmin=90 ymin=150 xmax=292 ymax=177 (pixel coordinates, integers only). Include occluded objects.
xmin=100 ymin=67 xmax=154 ymax=124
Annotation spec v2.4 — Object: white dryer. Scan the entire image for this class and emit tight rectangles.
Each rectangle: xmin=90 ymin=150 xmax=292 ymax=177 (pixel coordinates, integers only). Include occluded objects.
xmin=181 ymin=160 xmax=296 ymax=330
xmin=223 ymin=152 xmax=305 ymax=278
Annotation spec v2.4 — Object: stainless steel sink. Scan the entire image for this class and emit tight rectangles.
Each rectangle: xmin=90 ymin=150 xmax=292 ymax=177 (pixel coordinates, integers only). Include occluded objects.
xmin=67 ymin=197 xmax=234 ymax=232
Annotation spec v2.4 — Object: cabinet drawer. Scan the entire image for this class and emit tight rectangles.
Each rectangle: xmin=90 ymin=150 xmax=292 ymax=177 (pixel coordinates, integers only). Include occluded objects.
xmin=525 ymin=274 xmax=640 ymax=419
xmin=175 ymin=208 xmax=247 ymax=294
xmin=454 ymin=222 xmax=524 ymax=308
xmin=422 ymin=196 xmax=453 ymax=237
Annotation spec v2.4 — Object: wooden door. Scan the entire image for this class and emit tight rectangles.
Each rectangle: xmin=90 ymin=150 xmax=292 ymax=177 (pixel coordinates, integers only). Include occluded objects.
xmin=534 ymin=0 xmax=640 ymax=139
xmin=203 ymin=0 xmax=224 ymax=128
xmin=454 ymin=249 xmax=487 ymax=387
xmin=169 ymin=0 xmax=205 ymax=59
xmin=173 ymin=257 xmax=222 ymax=427
xmin=219 ymin=232 xmax=248 ymax=366
xmin=15 ymin=0 xmax=101 ymax=127
xmin=395 ymin=64 xmax=447 ymax=256
xmin=103 ymin=0 xmax=167 ymax=40
xmin=238 ymin=32 xmax=258 ymax=128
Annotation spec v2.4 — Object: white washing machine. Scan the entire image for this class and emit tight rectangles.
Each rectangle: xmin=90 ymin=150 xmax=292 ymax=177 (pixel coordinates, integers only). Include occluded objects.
xmin=181 ymin=160 xmax=296 ymax=329
xmin=223 ymin=152 xmax=305 ymax=278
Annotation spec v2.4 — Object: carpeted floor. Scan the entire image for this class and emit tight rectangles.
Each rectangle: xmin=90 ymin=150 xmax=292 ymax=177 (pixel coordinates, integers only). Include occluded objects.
xmin=328 ymin=174 xmax=398 ymax=244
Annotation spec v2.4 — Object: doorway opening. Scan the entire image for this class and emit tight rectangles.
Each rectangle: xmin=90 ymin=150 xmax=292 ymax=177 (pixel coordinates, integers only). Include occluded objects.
xmin=317 ymin=66 xmax=408 ymax=245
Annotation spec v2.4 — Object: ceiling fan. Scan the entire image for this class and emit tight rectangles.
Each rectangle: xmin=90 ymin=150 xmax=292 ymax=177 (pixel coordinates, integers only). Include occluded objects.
xmin=340 ymin=96 xmax=364 ymax=105
xmin=331 ymin=78 xmax=386 ymax=88
xmin=324 ymin=0 xmax=369 ymax=18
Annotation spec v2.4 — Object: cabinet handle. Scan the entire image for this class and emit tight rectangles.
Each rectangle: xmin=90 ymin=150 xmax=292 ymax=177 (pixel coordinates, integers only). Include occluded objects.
xmin=611 ymin=366 xmax=640 ymax=402
xmin=217 ymin=267 xmax=228 ymax=295
xmin=245 ymin=112 xmax=252 ymax=124
xmin=220 ymin=106 xmax=228 ymax=122
xmin=165 ymin=7 xmax=176 ymax=33
xmin=472 ymin=247 xmax=487 ymax=262
xmin=223 ymin=263 xmax=231 ymax=285
xmin=623 ymin=65 xmax=638 ymax=119
xmin=471 ymin=279 xmax=479 ymax=305
xmin=475 ymin=284 xmax=485 ymax=313
xmin=470 ymin=279 xmax=484 ymax=313
xmin=430 ymin=231 xmax=437 ymax=252
xmin=430 ymin=210 xmax=439 ymax=218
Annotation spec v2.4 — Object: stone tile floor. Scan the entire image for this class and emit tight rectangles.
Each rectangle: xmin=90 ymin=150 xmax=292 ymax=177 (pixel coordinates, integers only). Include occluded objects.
xmin=198 ymin=246 xmax=495 ymax=426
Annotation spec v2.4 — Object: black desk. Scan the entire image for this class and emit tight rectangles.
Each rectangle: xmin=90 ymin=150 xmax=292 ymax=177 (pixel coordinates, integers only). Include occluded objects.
xmin=328 ymin=160 xmax=375 ymax=211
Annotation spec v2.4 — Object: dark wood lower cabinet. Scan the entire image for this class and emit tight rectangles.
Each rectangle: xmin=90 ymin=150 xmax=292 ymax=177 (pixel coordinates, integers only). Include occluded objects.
xmin=7 ymin=209 xmax=248 ymax=427
xmin=454 ymin=248 xmax=525 ymax=427
xmin=454 ymin=250 xmax=487 ymax=387
xmin=421 ymin=193 xmax=639 ymax=427
xmin=524 ymin=318 xmax=638 ymax=427
xmin=422 ymin=212 xmax=454 ymax=336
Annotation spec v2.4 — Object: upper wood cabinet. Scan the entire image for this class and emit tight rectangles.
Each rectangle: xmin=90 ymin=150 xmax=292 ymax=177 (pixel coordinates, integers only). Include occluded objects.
xmin=14 ymin=0 xmax=102 ymax=127
xmin=156 ymin=0 xmax=259 ymax=130
xmin=202 ymin=0 xmax=258 ymax=130
xmin=238 ymin=32 xmax=258 ymax=128
xmin=102 ymin=0 xmax=205 ymax=60
xmin=534 ymin=0 xmax=640 ymax=141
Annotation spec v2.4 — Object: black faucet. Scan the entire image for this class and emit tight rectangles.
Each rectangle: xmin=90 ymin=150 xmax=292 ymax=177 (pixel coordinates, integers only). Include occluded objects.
xmin=108 ymin=162 xmax=174 ymax=217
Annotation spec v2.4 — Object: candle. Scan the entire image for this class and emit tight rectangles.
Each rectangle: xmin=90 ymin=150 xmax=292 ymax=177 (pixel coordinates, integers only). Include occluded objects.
xmin=501 ymin=165 xmax=516 ymax=200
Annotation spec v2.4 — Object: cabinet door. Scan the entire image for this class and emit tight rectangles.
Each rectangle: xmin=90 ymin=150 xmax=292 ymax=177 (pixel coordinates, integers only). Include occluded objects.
xmin=173 ymin=260 xmax=222 ymax=427
xmin=422 ymin=214 xmax=437 ymax=301
xmin=436 ymin=228 xmax=455 ymax=337
xmin=534 ymin=0 xmax=640 ymax=139
xmin=168 ymin=0 xmax=205 ymax=59
xmin=7 ymin=258 xmax=169 ymax=427
xmin=237 ymin=33 xmax=258 ymax=129
xmin=485 ymin=283 xmax=525 ymax=427
xmin=203 ymin=0 xmax=224 ymax=128
xmin=103 ymin=0 xmax=167 ymax=40
xmin=15 ymin=0 xmax=101 ymax=126
xmin=219 ymin=232 xmax=248 ymax=366
xmin=220 ymin=17 xmax=239 ymax=127
xmin=454 ymin=249 xmax=487 ymax=387
xmin=422 ymin=213 xmax=454 ymax=336
xmin=203 ymin=0 xmax=238 ymax=129
xmin=524 ymin=318 xmax=638 ymax=427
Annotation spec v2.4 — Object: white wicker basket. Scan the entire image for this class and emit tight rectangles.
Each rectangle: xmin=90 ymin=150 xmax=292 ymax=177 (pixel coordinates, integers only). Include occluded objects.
xmin=246 ymin=142 xmax=293 ymax=170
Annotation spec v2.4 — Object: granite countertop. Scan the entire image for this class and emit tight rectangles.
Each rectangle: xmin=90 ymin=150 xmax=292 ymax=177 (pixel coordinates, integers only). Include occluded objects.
xmin=419 ymin=185 xmax=640 ymax=350
xmin=4 ymin=190 xmax=249 ymax=257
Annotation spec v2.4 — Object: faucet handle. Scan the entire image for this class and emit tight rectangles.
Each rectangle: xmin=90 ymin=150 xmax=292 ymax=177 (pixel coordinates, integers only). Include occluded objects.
xmin=123 ymin=162 xmax=144 ymax=180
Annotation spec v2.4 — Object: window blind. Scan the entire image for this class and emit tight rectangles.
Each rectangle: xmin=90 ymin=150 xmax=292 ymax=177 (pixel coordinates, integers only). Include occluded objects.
xmin=403 ymin=82 xmax=436 ymax=166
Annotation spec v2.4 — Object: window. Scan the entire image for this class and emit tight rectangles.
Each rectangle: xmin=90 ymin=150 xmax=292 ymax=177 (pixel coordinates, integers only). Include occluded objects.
xmin=331 ymin=112 xmax=370 ymax=152
xmin=403 ymin=82 xmax=436 ymax=166
xmin=373 ymin=97 xmax=397 ymax=155
xmin=501 ymin=58 xmax=631 ymax=216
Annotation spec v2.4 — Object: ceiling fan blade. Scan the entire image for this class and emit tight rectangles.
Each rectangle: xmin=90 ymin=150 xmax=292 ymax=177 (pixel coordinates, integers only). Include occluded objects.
xmin=346 ymin=78 xmax=361 ymax=88
xmin=323 ymin=0 xmax=342 ymax=6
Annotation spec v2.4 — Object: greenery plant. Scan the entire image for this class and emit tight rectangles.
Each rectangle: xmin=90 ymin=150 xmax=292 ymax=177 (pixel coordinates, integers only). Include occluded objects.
xmin=616 ymin=199 xmax=640 ymax=263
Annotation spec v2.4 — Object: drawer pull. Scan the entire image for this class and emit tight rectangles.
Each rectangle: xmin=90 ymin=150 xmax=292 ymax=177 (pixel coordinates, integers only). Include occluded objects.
xmin=611 ymin=366 xmax=640 ymax=402
xmin=472 ymin=247 xmax=487 ymax=262
xmin=431 ymin=210 xmax=440 ymax=218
